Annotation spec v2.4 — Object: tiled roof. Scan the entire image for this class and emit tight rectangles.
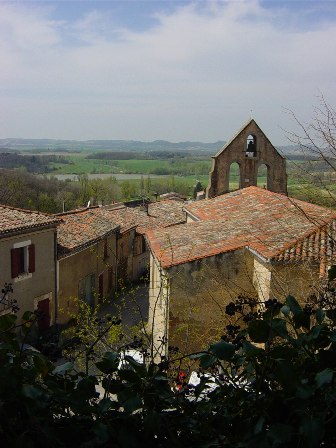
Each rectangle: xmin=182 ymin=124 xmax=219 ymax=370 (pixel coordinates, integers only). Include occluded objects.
xmin=0 ymin=205 xmax=61 ymax=237
xmin=103 ymin=200 xmax=186 ymax=234
xmin=57 ymin=207 xmax=119 ymax=257
xmin=146 ymin=187 xmax=336 ymax=268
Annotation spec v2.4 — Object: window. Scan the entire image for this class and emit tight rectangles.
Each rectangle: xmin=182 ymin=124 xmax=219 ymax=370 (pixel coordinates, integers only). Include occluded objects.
xmin=78 ymin=274 xmax=96 ymax=307
xmin=11 ymin=240 xmax=35 ymax=279
xmin=133 ymin=235 xmax=146 ymax=256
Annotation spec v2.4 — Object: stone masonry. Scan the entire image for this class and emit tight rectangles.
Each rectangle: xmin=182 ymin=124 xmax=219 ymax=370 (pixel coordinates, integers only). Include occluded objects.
xmin=206 ymin=119 xmax=287 ymax=198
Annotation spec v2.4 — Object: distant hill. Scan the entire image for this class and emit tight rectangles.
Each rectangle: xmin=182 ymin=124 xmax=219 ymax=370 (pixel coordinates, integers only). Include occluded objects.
xmin=0 ymin=138 xmax=300 ymax=156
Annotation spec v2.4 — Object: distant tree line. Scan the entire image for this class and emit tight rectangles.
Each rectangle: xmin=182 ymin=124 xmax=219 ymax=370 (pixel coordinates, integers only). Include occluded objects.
xmin=0 ymin=153 xmax=71 ymax=173
xmin=0 ymin=170 xmax=121 ymax=213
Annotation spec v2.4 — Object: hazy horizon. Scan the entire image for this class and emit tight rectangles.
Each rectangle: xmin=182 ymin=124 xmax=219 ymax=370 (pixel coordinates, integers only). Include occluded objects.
xmin=1 ymin=0 xmax=336 ymax=145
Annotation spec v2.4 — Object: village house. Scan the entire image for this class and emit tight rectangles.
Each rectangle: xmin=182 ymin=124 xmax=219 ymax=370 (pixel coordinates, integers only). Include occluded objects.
xmin=56 ymin=207 xmax=119 ymax=324
xmin=0 ymin=205 xmax=60 ymax=330
xmin=54 ymin=199 xmax=186 ymax=325
xmin=104 ymin=199 xmax=187 ymax=284
xmin=146 ymin=187 xmax=336 ymax=357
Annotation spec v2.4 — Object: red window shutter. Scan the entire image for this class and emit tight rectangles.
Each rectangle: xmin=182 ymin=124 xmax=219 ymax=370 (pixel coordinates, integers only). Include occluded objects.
xmin=11 ymin=248 xmax=21 ymax=278
xmin=28 ymin=244 xmax=35 ymax=273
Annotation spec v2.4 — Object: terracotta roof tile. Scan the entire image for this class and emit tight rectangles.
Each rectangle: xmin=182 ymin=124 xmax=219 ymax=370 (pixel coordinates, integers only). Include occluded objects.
xmin=104 ymin=200 xmax=186 ymax=234
xmin=0 ymin=205 xmax=61 ymax=237
xmin=57 ymin=207 xmax=119 ymax=257
xmin=147 ymin=187 xmax=336 ymax=268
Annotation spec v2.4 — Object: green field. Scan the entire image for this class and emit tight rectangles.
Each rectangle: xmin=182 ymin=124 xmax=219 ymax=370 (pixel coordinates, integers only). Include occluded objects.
xmin=45 ymin=153 xmax=336 ymax=208
xmin=49 ymin=154 xmax=211 ymax=176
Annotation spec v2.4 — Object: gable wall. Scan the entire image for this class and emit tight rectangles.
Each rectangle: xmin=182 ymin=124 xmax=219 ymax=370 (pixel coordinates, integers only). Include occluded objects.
xmin=207 ymin=121 xmax=287 ymax=197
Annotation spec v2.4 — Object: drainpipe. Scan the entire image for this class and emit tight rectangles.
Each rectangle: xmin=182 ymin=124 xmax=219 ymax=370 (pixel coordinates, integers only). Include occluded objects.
xmin=54 ymin=229 xmax=58 ymax=326
xmin=115 ymin=230 xmax=119 ymax=293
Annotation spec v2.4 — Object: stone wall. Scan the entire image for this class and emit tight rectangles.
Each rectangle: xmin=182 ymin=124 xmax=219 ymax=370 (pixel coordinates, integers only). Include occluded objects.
xmin=207 ymin=120 xmax=287 ymax=197
xmin=148 ymin=249 xmax=323 ymax=357
xmin=166 ymin=249 xmax=256 ymax=354
xmin=58 ymin=233 xmax=117 ymax=324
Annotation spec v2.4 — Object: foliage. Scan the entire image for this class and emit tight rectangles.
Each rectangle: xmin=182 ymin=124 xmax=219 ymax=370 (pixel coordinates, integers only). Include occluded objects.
xmin=286 ymin=94 xmax=336 ymax=208
xmin=1 ymin=280 xmax=336 ymax=447
xmin=60 ymin=293 xmax=145 ymax=375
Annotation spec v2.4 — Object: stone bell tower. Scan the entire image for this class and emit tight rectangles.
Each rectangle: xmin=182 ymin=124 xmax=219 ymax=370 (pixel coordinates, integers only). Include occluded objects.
xmin=206 ymin=119 xmax=287 ymax=198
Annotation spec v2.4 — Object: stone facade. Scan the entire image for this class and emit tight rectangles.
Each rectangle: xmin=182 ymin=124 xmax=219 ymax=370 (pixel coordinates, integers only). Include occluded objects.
xmin=148 ymin=250 xmax=322 ymax=357
xmin=57 ymin=234 xmax=117 ymax=324
xmin=206 ymin=119 xmax=287 ymax=198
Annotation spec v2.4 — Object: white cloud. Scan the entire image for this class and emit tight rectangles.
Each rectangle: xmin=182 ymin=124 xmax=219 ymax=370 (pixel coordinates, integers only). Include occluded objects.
xmin=0 ymin=1 xmax=336 ymax=143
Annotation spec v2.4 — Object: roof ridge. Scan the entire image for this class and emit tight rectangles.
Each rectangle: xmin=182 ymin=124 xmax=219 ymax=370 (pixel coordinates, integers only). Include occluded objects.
xmin=0 ymin=203 xmax=54 ymax=217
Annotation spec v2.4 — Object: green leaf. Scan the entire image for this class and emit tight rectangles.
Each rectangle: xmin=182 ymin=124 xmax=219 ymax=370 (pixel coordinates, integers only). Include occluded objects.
xmin=22 ymin=384 xmax=44 ymax=400
xmin=328 ymin=265 xmax=336 ymax=281
xmin=189 ymin=352 xmax=206 ymax=360
xmin=33 ymin=354 xmax=53 ymax=377
xmin=98 ymin=398 xmax=114 ymax=413
xmin=118 ymin=369 xmax=141 ymax=384
xmin=281 ymin=305 xmax=290 ymax=316
xmin=286 ymin=295 xmax=302 ymax=315
xmin=316 ymin=309 xmax=325 ymax=324
xmin=270 ymin=318 xmax=289 ymax=339
xmin=315 ymin=368 xmax=333 ymax=388
xmin=0 ymin=314 xmax=17 ymax=331
xmin=52 ymin=362 xmax=73 ymax=375
xmin=293 ymin=311 xmax=310 ymax=330
xmin=248 ymin=320 xmax=270 ymax=343
xmin=199 ymin=353 xmax=217 ymax=369
xmin=210 ymin=341 xmax=235 ymax=360
xmin=254 ymin=416 xmax=265 ymax=434
xmin=96 ymin=352 xmax=119 ymax=374
xmin=326 ymin=309 xmax=336 ymax=321
xmin=242 ymin=341 xmax=264 ymax=358
xmin=118 ymin=390 xmax=142 ymax=413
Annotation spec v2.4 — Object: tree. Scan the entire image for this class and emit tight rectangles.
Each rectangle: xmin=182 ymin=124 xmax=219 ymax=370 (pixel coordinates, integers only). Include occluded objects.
xmin=2 ymin=279 xmax=336 ymax=447
xmin=286 ymin=94 xmax=336 ymax=208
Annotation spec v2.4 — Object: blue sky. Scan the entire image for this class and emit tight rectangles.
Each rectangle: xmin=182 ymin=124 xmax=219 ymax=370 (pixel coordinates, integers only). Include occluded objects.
xmin=1 ymin=0 xmax=336 ymax=144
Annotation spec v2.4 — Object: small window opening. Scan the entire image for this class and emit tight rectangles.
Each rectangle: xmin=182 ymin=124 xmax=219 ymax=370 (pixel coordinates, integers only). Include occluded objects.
xmin=246 ymin=134 xmax=257 ymax=158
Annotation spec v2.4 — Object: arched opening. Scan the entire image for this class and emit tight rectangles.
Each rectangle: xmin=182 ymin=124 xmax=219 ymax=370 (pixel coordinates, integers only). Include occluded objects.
xmin=229 ymin=162 xmax=240 ymax=191
xmin=257 ymin=163 xmax=268 ymax=189
xmin=246 ymin=134 xmax=257 ymax=158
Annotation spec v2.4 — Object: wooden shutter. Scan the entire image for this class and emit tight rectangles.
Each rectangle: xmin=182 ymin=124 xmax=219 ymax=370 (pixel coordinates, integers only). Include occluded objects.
xmin=11 ymin=248 xmax=21 ymax=278
xmin=28 ymin=244 xmax=35 ymax=273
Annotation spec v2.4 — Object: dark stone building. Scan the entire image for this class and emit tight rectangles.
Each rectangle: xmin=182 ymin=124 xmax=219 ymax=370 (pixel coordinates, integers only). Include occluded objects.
xmin=206 ymin=119 xmax=287 ymax=198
